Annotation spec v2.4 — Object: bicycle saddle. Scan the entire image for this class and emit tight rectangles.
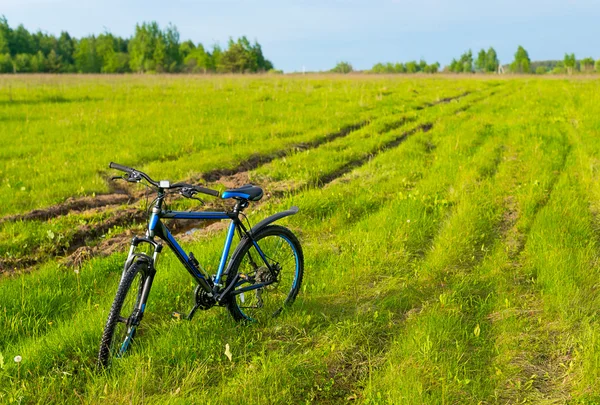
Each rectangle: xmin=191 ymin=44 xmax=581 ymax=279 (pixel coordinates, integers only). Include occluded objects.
xmin=221 ymin=184 xmax=263 ymax=201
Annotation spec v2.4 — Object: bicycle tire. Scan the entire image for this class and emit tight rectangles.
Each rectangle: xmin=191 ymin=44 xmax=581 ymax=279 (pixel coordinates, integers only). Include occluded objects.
xmin=225 ymin=225 xmax=304 ymax=322
xmin=97 ymin=259 xmax=149 ymax=368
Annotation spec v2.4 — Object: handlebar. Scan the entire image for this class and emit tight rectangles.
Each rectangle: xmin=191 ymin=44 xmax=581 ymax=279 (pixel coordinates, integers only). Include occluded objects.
xmin=109 ymin=162 xmax=220 ymax=198
xmin=109 ymin=162 xmax=134 ymax=174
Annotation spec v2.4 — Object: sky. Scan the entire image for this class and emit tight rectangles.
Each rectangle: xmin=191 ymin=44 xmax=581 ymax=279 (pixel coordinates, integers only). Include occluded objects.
xmin=1 ymin=0 xmax=599 ymax=72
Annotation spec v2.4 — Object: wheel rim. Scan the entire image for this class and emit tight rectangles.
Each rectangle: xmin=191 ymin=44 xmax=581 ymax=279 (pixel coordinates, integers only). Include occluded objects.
xmin=234 ymin=234 xmax=299 ymax=321
xmin=109 ymin=271 xmax=144 ymax=360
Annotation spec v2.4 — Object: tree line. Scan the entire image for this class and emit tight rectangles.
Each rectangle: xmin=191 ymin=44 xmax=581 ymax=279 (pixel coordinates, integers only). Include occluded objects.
xmin=0 ymin=17 xmax=275 ymax=73
xmin=370 ymin=60 xmax=440 ymax=74
xmin=329 ymin=60 xmax=440 ymax=74
xmin=360 ymin=46 xmax=599 ymax=75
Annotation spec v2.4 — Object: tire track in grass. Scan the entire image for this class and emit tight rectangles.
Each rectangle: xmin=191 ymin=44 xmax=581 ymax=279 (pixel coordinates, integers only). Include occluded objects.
xmin=0 ymin=194 xmax=133 ymax=225
xmin=68 ymin=89 xmax=500 ymax=267
xmin=201 ymin=121 xmax=369 ymax=182
xmin=414 ymin=91 xmax=471 ymax=110
xmin=270 ymin=97 xmax=518 ymax=402
xmin=0 ymin=90 xmax=482 ymax=226
xmin=266 ymin=89 xmax=505 ymax=195
xmin=359 ymin=89 xmax=541 ymax=403
xmin=332 ymin=147 xmax=509 ymax=403
xmin=485 ymin=128 xmax=573 ymax=403
xmin=327 ymin=84 xmax=569 ymax=403
xmin=0 ymin=90 xmax=496 ymax=274
xmin=316 ymin=123 xmax=434 ymax=186
xmin=361 ymin=138 xmax=513 ymax=403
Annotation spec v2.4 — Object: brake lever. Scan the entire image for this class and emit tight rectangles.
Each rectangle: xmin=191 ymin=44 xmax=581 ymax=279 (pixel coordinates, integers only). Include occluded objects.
xmin=110 ymin=176 xmax=124 ymax=181
xmin=125 ymin=172 xmax=143 ymax=183
xmin=180 ymin=188 xmax=205 ymax=204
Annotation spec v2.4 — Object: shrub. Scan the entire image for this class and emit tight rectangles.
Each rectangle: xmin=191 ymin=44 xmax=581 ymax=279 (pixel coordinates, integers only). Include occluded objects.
xmin=331 ymin=61 xmax=353 ymax=74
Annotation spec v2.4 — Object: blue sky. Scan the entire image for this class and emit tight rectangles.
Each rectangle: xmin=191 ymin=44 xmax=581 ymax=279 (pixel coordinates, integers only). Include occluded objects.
xmin=2 ymin=0 xmax=599 ymax=72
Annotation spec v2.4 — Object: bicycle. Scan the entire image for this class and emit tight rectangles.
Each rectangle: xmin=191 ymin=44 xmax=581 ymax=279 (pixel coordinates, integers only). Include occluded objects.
xmin=97 ymin=162 xmax=304 ymax=368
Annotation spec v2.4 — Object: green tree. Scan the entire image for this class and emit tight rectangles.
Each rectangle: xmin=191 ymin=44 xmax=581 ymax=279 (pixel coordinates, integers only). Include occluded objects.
xmin=0 ymin=16 xmax=10 ymax=54
xmin=218 ymin=36 xmax=270 ymax=73
xmin=330 ymin=61 xmax=353 ymax=74
xmin=564 ymin=53 xmax=576 ymax=74
xmin=218 ymin=36 xmax=273 ymax=73
xmin=510 ymin=46 xmax=531 ymax=73
xmin=394 ymin=62 xmax=406 ymax=73
xmin=10 ymin=24 xmax=34 ymax=55
xmin=94 ymin=33 xmax=129 ymax=73
xmin=371 ymin=63 xmax=385 ymax=73
xmin=209 ymin=44 xmax=222 ymax=71
xmin=163 ymin=23 xmax=181 ymax=72
xmin=74 ymin=36 xmax=101 ymax=73
xmin=96 ymin=33 xmax=116 ymax=72
xmin=0 ymin=53 xmax=13 ymax=72
xmin=460 ymin=50 xmax=473 ymax=73
xmin=250 ymin=40 xmax=273 ymax=71
xmin=580 ymin=57 xmax=594 ymax=72
xmin=219 ymin=37 xmax=249 ymax=72
xmin=46 ymin=49 xmax=62 ymax=72
xmin=449 ymin=58 xmax=460 ymax=73
xmin=179 ymin=40 xmax=195 ymax=61
xmin=475 ymin=49 xmax=487 ymax=72
xmin=183 ymin=43 xmax=210 ymax=73
xmin=14 ymin=53 xmax=32 ymax=72
xmin=596 ymin=59 xmax=600 ymax=73
xmin=128 ymin=22 xmax=159 ymax=72
xmin=485 ymin=47 xmax=499 ymax=72
xmin=424 ymin=62 xmax=440 ymax=73
xmin=32 ymin=31 xmax=57 ymax=56
xmin=535 ymin=66 xmax=547 ymax=75
xmin=30 ymin=51 xmax=47 ymax=72
xmin=57 ymin=32 xmax=75 ymax=69
xmin=405 ymin=61 xmax=418 ymax=73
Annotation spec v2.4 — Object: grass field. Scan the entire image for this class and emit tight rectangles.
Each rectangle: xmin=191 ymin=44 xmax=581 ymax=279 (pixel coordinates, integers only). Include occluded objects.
xmin=1 ymin=74 xmax=600 ymax=404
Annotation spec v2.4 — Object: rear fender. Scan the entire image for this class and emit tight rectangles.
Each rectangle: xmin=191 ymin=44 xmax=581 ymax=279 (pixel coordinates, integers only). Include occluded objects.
xmin=249 ymin=206 xmax=299 ymax=236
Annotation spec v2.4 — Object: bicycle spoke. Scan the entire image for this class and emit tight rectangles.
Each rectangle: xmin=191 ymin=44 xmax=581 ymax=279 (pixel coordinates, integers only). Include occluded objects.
xmin=230 ymin=228 xmax=302 ymax=322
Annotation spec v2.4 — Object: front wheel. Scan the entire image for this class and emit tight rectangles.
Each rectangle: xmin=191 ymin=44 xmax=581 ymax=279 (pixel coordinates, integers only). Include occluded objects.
xmin=226 ymin=225 xmax=304 ymax=322
xmin=97 ymin=259 xmax=150 ymax=368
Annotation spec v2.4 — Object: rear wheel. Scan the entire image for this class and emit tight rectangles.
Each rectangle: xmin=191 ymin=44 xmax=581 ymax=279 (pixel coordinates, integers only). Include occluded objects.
xmin=97 ymin=259 xmax=150 ymax=368
xmin=226 ymin=225 xmax=304 ymax=322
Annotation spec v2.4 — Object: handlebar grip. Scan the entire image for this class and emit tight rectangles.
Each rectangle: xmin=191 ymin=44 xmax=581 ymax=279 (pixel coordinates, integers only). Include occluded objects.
xmin=194 ymin=186 xmax=220 ymax=197
xmin=109 ymin=162 xmax=134 ymax=173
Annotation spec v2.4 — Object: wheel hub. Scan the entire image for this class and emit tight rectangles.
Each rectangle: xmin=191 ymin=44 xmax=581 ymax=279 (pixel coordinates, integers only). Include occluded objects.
xmin=255 ymin=265 xmax=278 ymax=285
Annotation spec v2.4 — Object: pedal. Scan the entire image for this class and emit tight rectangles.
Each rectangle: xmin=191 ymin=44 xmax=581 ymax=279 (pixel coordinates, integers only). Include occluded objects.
xmin=171 ymin=311 xmax=185 ymax=321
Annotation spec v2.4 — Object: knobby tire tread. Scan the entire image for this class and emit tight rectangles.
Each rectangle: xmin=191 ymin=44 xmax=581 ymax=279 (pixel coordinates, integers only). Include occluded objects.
xmin=97 ymin=260 xmax=147 ymax=368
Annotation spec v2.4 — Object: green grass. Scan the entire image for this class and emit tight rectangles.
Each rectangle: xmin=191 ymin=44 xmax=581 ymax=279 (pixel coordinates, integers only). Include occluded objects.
xmin=2 ymin=75 xmax=600 ymax=404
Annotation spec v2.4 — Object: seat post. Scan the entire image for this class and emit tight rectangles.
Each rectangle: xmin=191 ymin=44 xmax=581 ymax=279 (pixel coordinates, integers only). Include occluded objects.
xmin=233 ymin=199 xmax=249 ymax=214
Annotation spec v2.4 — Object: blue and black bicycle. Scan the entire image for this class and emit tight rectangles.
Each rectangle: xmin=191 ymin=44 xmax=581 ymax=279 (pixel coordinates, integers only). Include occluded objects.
xmin=97 ymin=162 xmax=304 ymax=368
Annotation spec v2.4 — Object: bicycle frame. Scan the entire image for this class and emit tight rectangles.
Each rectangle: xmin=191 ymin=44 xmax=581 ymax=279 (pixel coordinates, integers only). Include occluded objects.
xmin=155 ymin=210 xmax=240 ymax=293
xmin=123 ymin=191 xmax=273 ymax=307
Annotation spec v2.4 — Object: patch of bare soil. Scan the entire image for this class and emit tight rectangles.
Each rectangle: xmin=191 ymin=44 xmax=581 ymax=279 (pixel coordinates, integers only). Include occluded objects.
xmin=0 ymin=256 xmax=40 ymax=274
xmin=217 ymin=172 xmax=251 ymax=189
xmin=0 ymin=194 xmax=133 ymax=224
